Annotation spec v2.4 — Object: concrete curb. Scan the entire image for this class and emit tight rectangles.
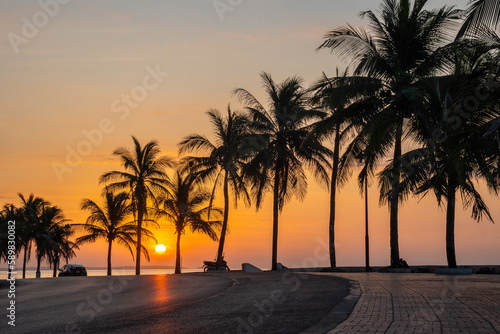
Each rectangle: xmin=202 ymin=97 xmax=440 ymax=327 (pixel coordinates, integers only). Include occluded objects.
xmin=300 ymin=277 xmax=361 ymax=334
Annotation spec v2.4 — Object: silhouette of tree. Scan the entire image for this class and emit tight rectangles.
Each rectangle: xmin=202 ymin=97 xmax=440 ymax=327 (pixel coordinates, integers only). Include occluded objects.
xmin=156 ymin=170 xmax=221 ymax=274
xmin=318 ymin=0 xmax=461 ymax=267
xmin=76 ymin=191 xmax=155 ymax=276
xmin=234 ymin=72 xmax=331 ymax=271
xmin=100 ymin=136 xmax=173 ymax=275
xmin=178 ymin=106 xmax=250 ymax=265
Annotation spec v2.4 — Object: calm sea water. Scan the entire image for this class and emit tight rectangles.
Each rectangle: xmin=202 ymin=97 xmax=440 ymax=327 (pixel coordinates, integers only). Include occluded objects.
xmin=0 ymin=268 xmax=202 ymax=279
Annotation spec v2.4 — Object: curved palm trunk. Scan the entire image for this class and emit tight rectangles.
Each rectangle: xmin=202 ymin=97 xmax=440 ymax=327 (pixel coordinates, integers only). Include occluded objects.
xmin=446 ymin=182 xmax=457 ymax=268
xmin=216 ymin=172 xmax=230 ymax=264
xmin=135 ymin=195 xmax=145 ymax=276
xmin=107 ymin=240 xmax=113 ymax=276
xmin=389 ymin=118 xmax=403 ymax=267
xmin=329 ymin=126 xmax=341 ymax=268
xmin=272 ymin=166 xmax=280 ymax=271
xmin=175 ymin=230 xmax=182 ymax=274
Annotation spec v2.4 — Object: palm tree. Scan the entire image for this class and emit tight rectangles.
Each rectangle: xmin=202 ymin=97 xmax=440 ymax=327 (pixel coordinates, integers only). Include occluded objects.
xmin=35 ymin=205 xmax=70 ymax=278
xmin=100 ymin=136 xmax=173 ymax=275
xmin=310 ymin=71 xmax=381 ymax=268
xmin=0 ymin=204 xmax=21 ymax=279
xmin=18 ymin=193 xmax=48 ymax=278
xmin=392 ymin=40 xmax=500 ymax=268
xmin=76 ymin=191 xmax=155 ymax=276
xmin=48 ymin=223 xmax=78 ymax=277
xmin=317 ymin=0 xmax=461 ymax=267
xmin=156 ymin=170 xmax=221 ymax=274
xmin=458 ymin=0 xmax=500 ymax=38
xmin=178 ymin=106 xmax=250 ymax=265
xmin=234 ymin=72 xmax=331 ymax=271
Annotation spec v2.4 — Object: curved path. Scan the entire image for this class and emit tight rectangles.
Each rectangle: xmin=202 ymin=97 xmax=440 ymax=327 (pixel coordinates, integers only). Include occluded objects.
xmin=0 ymin=272 xmax=350 ymax=334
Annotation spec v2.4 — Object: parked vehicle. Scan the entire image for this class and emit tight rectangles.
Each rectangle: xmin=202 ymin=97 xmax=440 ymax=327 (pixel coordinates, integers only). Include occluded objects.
xmin=203 ymin=258 xmax=230 ymax=272
xmin=58 ymin=264 xmax=87 ymax=277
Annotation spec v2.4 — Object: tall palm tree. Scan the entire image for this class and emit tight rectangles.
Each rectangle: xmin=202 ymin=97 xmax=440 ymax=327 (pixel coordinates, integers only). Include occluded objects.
xmin=310 ymin=71 xmax=381 ymax=268
xmin=100 ymin=136 xmax=173 ymax=275
xmin=392 ymin=40 xmax=499 ymax=268
xmin=234 ymin=72 xmax=331 ymax=271
xmin=76 ymin=191 xmax=155 ymax=276
xmin=18 ymin=193 xmax=48 ymax=278
xmin=178 ymin=106 xmax=250 ymax=265
xmin=317 ymin=0 xmax=460 ymax=267
xmin=156 ymin=170 xmax=221 ymax=274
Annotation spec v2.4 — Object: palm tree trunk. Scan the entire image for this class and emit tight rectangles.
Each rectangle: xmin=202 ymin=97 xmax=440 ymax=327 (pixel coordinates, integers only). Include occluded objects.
xmin=216 ymin=172 xmax=230 ymax=264
xmin=36 ymin=253 xmax=42 ymax=278
xmin=365 ymin=177 xmax=370 ymax=272
xmin=390 ymin=118 xmax=403 ymax=267
xmin=329 ymin=126 xmax=341 ymax=268
xmin=175 ymin=230 xmax=182 ymax=274
xmin=22 ymin=242 xmax=29 ymax=279
xmin=446 ymin=182 xmax=457 ymax=268
xmin=107 ymin=240 xmax=113 ymax=276
xmin=53 ymin=258 xmax=58 ymax=277
xmin=135 ymin=195 xmax=144 ymax=276
xmin=7 ymin=262 xmax=11 ymax=280
xmin=272 ymin=165 xmax=280 ymax=271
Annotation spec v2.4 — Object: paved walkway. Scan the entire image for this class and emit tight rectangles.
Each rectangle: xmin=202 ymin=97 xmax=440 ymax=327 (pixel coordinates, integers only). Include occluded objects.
xmin=320 ymin=273 xmax=500 ymax=334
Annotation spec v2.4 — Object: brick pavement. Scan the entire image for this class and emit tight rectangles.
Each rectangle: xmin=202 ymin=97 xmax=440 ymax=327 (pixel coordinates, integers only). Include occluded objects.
xmin=321 ymin=273 xmax=500 ymax=334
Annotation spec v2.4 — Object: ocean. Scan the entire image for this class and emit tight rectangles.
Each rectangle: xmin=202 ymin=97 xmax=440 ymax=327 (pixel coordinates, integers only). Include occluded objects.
xmin=0 ymin=268 xmax=203 ymax=279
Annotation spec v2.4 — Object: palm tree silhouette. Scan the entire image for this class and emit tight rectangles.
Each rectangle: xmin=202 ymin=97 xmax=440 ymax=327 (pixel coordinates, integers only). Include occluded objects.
xmin=458 ymin=0 xmax=500 ymax=37
xmin=35 ymin=205 xmax=71 ymax=278
xmin=178 ymin=106 xmax=250 ymax=265
xmin=391 ymin=42 xmax=498 ymax=267
xmin=318 ymin=0 xmax=460 ymax=267
xmin=156 ymin=170 xmax=221 ymax=274
xmin=0 ymin=204 xmax=21 ymax=279
xmin=76 ymin=191 xmax=155 ymax=276
xmin=100 ymin=136 xmax=173 ymax=275
xmin=310 ymin=71 xmax=379 ymax=268
xmin=18 ymin=193 xmax=48 ymax=278
xmin=49 ymin=223 xmax=77 ymax=277
xmin=234 ymin=72 xmax=331 ymax=271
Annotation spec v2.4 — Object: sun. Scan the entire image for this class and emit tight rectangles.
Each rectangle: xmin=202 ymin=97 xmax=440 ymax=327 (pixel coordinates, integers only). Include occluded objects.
xmin=155 ymin=244 xmax=167 ymax=254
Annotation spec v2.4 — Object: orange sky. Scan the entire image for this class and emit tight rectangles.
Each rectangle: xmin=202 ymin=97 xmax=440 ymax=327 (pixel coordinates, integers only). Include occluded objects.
xmin=2 ymin=0 xmax=498 ymax=271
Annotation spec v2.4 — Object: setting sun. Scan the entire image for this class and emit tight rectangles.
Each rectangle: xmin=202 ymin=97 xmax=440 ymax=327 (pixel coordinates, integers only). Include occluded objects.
xmin=155 ymin=244 xmax=167 ymax=254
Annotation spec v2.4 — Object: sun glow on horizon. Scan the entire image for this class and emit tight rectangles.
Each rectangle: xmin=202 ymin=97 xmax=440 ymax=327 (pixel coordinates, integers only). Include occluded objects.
xmin=155 ymin=244 xmax=167 ymax=254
